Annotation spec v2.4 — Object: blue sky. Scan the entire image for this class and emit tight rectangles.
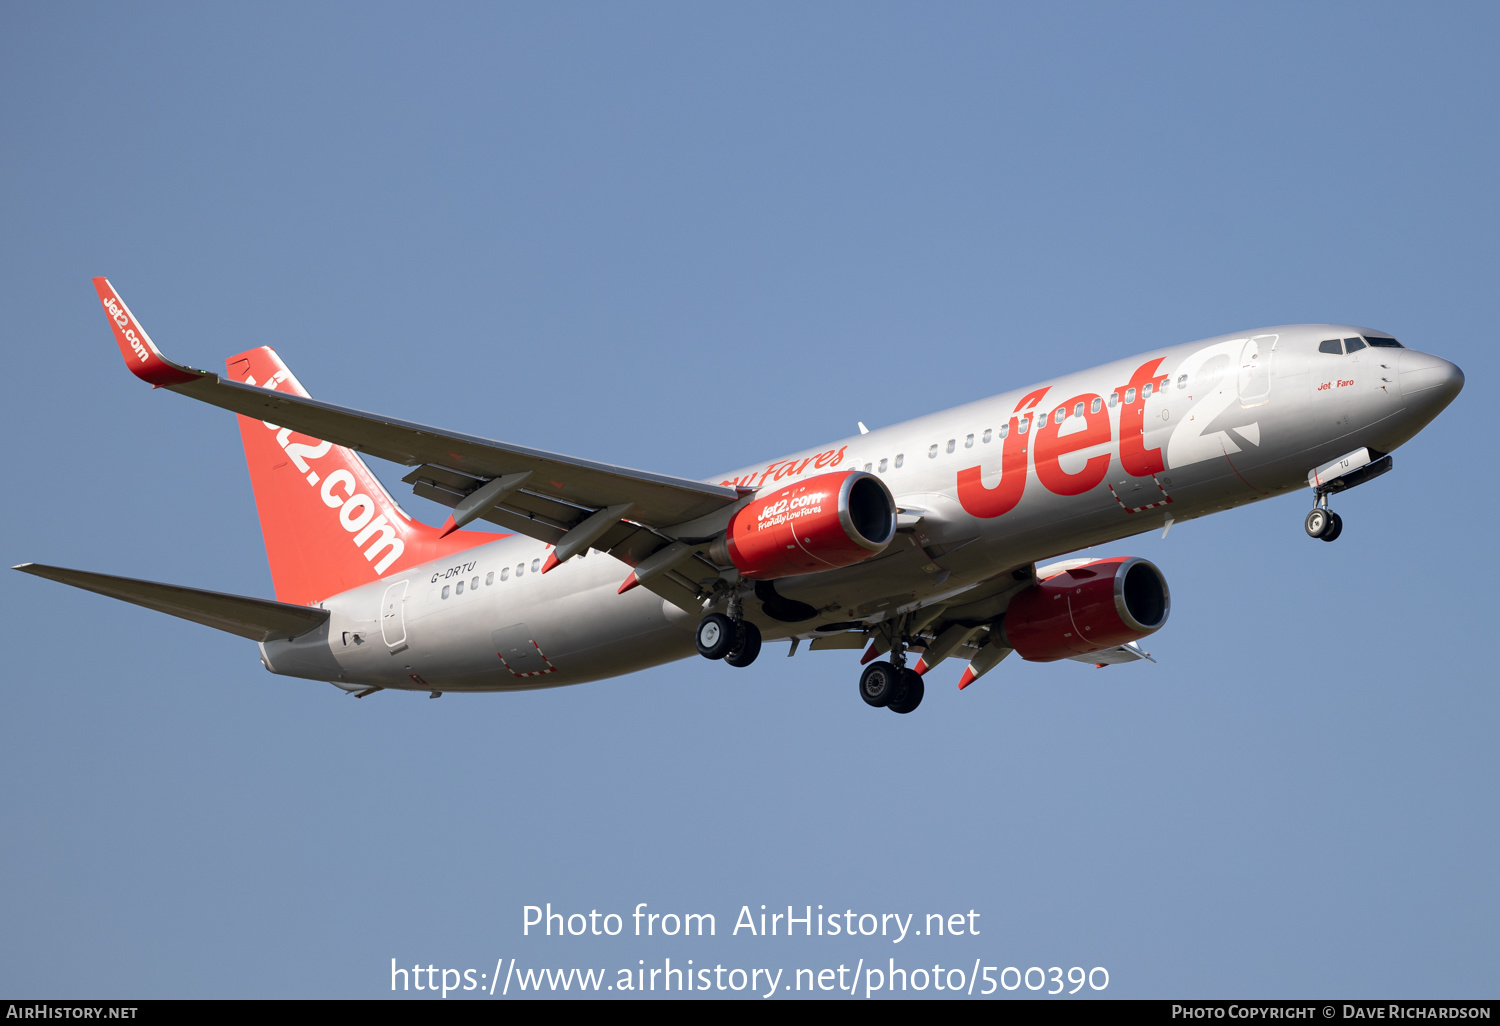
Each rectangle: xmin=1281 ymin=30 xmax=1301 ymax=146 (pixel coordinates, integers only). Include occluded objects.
xmin=2 ymin=2 xmax=1495 ymax=999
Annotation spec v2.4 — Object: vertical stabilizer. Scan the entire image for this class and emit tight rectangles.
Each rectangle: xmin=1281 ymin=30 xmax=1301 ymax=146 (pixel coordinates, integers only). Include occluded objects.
xmin=225 ymin=347 xmax=505 ymax=605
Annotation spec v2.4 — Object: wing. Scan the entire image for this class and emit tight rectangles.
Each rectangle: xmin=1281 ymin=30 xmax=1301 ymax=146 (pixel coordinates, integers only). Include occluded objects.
xmin=93 ymin=278 xmax=741 ymax=611
xmin=93 ymin=278 xmax=738 ymax=528
xmin=15 ymin=563 xmax=329 ymax=642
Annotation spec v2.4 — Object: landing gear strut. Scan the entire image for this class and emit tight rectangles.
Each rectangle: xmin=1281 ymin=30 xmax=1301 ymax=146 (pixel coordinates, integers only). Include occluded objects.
xmin=1305 ymin=495 xmax=1343 ymax=543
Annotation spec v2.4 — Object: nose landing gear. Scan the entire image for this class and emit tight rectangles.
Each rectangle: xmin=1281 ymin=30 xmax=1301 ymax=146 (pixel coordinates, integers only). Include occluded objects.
xmin=1303 ymin=448 xmax=1396 ymax=543
xmin=1304 ymin=499 xmax=1343 ymax=542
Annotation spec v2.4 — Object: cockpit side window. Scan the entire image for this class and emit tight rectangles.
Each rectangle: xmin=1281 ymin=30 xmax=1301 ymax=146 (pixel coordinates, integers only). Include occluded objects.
xmin=1364 ymin=336 xmax=1403 ymax=348
xmin=1318 ymin=339 xmax=1343 ymax=355
xmin=1344 ymin=337 xmax=1367 ymax=353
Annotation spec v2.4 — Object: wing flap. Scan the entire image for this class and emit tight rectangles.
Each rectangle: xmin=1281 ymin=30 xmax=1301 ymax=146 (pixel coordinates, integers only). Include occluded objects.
xmin=15 ymin=563 xmax=329 ymax=642
xmin=403 ymin=464 xmax=596 ymax=541
xmin=637 ymin=567 xmax=711 ymax=614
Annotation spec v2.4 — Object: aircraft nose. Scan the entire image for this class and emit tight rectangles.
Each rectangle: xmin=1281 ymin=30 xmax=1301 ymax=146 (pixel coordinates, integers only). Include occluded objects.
xmin=1398 ymin=350 xmax=1464 ymax=410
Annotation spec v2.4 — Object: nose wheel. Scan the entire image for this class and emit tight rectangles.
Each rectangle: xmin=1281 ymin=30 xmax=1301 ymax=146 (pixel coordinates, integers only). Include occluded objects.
xmin=1304 ymin=505 xmax=1343 ymax=542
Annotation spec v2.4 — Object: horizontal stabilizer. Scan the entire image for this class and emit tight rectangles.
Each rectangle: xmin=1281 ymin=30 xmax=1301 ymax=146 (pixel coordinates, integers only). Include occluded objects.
xmin=14 ymin=563 xmax=329 ymax=642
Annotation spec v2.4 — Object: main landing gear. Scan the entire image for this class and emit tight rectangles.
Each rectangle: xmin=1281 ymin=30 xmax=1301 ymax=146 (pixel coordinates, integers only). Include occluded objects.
xmin=859 ymin=661 xmax=925 ymax=714
xmin=695 ymin=591 xmax=926 ymax=715
xmin=858 ymin=632 xmax=925 ymax=715
xmin=1304 ymin=499 xmax=1343 ymax=543
xmin=696 ymin=613 xmax=762 ymax=668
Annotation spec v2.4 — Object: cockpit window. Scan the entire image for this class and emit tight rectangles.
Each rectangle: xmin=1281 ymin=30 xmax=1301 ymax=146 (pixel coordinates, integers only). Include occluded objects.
xmin=1318 ymin=339 xmax=1343 ymax=355
xmin=1364 ymin=336 xmax=1403 ymax=348
xmin=1344 ymin=337 xmax=1367 ymax=353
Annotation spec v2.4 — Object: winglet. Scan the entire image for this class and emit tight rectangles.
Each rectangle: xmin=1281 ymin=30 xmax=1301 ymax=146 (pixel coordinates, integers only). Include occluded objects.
xmin=92 ymin=277 xmax=210 ymax=387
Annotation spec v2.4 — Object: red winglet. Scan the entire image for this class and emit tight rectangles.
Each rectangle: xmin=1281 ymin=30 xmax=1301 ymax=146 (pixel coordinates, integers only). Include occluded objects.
xmin=957 ymin=667 xmax=977 ymax=690
xmin=617 ymin=571 xmax=640 ymax=594
xmin=912 ymin=657 xmax=930 ymax=676
xmin=859 ymin=643 xmax=882 ymax=665
xmin=92 ymin=278 xmax=207 ymax=387
xmin=438 ymin=515 xmax=460 ymax=539
xmin=540 ymin=551 xmax=563 ymax=575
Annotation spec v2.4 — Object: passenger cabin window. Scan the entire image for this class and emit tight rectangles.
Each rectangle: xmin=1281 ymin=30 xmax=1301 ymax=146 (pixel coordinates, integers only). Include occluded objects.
xmin=441 ymin=585 xmax=450 ymax=599
xmin=1073 ymin=402 xmax=1084 ymax=418
xmin=864 ymin=462 xmax=873 ymax=472
xmin=1177 ymin=374 xmax=1188 ymax=389
xmin=1365 ymin=336 xmax=1403 ymax=348
xmin=1344 ymin=337 xmax=1367 ymax=353
xmin=531 ymin=559 xmax=541 ymax=573
xmin=471 ymin=576 xmax=479 ymax=590
xmin=516 ymin=564 xmax=525 ymax=577
xmin=982 ymin=428 xmax=992 ymax=443
xmin=455 ymin=580 xmax=464 ymax=595
xmin=1090 ymin=397 xmax=1102 ymax=414
xmin=1143 ymin=382 xmax=1153 ymax=398
xmin=894 ymin=453 xmax=904 ymax=468
xmin=999 ymin=424 xmax=1009 ymax=438
xmin=878 ymin=458 xmax=888 ymax=473
xmin=964 ymin=433 xmax=974 ymax=448
xmin=946 ymin=439 xmax=955 ymax=453
xmin=1125 ymin=388 xmax=1136 ymax=404
xmin=486 ymin=572 xmax=494 ymax=585
xmin=1018 ymin=415 xmax=1030 ymax=432
xmin=1319 ymin=339 xmax=1343 ymax=355
xmin=501 ymin=567 xmax=510 ymax=581
xmin=928 ymin=444 xmax=938 ymax=459
xmin=1108 ymin=392 xmax=1118 ymax=407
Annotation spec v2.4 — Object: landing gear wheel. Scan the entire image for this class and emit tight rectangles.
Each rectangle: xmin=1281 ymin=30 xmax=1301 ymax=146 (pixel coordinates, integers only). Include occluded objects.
xmin=1321 ymin=511 xmax=1343 ymax=542
xmin=888 ymin=669 xmax=925 ymax=714
xmin=1305 ymin=508 xmax=1332 ymax=539
xmin=725 ymin=620 xmax=762 ymax=667
xmin=859 ymin=661 xmax=900 ymax=708
xmin=696 ymin=613 xmax=737 ymax=660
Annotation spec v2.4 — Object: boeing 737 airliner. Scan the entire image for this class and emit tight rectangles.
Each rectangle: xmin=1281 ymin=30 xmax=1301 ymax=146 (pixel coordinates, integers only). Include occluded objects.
xmin=15 ymin=279 xmax=1464 ymax=713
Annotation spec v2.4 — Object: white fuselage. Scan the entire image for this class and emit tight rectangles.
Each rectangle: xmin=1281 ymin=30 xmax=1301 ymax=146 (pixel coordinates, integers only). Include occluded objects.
xmin=261 ymin=323 xmax=1461 ymax=692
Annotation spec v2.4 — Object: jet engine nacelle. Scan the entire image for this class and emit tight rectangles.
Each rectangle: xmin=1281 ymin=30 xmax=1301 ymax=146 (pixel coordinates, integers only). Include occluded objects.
xmin=1003 ymin=557 xmax=1170 ymax=661
xmin=709 ymin=471 xmax=897 ymax=581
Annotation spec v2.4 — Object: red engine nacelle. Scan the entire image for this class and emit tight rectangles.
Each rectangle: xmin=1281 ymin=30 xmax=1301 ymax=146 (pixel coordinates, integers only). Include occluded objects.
xmin=709 ymin=471 xmax=897 ymax=580
xmin=1002 ymin=557 xmax=1171 ymax=661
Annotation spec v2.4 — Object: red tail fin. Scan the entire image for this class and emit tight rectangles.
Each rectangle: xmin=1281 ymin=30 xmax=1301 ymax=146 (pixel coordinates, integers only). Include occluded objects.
xmin=225 ymin=347 xmax=505 ymax=606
